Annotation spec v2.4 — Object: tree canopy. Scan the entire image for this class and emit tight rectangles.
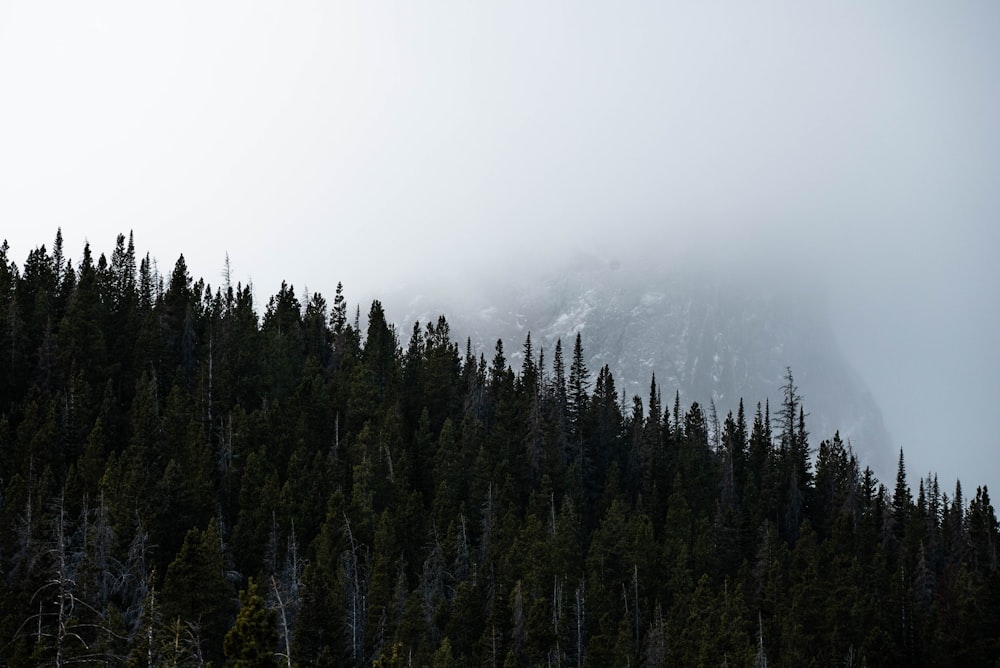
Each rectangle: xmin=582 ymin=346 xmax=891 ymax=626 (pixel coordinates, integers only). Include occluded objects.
xmin=0 ymin=231 xmax=997 ymax=667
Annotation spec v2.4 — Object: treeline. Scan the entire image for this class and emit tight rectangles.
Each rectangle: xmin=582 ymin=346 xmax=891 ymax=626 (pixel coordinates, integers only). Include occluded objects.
xmin=0 ymin=231 xmax=997 ymax=667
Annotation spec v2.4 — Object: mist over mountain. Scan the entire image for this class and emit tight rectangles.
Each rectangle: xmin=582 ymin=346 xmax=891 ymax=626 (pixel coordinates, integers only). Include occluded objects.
xmin=381 ymin=252 xmax=894 ymax=478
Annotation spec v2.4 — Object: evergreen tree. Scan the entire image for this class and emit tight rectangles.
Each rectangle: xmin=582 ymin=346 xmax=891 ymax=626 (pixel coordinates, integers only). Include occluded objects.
xmin=567 ymin=333 xmax=589 ymax=441
xmin=892 ymin=448 xmax=913 ymax=543
xmin=363 ymin=300 xmax=398 ymax=405
xmin=161 ymin=520 xmax=234 ymax=664
xmin=224 ymin=578 xmax=279 ymax=668
xmin=161 ymin=254 xmax=198 ymax=385
xmin=775 ymin=369 xmax=810 ymax=543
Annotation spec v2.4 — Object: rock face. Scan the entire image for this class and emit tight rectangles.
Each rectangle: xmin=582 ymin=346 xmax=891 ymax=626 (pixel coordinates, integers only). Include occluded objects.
xmin=380 ymin=253 xmax=893 ymax=477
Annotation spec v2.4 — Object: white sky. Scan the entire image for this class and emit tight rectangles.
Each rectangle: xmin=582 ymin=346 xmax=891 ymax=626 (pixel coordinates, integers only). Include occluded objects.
xmin=2 ymin=1 xmax=998 ymax=492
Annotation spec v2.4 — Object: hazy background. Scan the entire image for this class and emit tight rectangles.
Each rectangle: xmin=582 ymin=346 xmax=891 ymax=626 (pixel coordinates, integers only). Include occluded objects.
xmin=2 ymin=2 xmax=998 ymax=491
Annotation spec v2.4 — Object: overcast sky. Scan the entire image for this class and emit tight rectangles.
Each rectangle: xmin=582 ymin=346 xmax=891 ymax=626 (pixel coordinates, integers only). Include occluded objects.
xmin=2 ymin=1 xmax=998 ymax=491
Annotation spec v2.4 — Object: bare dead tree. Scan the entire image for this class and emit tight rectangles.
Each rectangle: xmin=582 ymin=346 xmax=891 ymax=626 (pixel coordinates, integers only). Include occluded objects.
xmin=642 ymin=603 xmax=667 ymax=668
xmin=574 ymin=582 xmax=586 ymax=668
xmin=551 ymin=575 xmax=564 ymax=668
xmin=341 ymin=513 xmax=367 ymax=666
xmin=271 ymin=575 xmax=294 ymax=668
xmin=757 ymin=611 xmax=768 ymax=668
xmin=17 ymin=493 xmax=126 ymax=666
xmin=268 ymin=521 xmax=303 ymax=668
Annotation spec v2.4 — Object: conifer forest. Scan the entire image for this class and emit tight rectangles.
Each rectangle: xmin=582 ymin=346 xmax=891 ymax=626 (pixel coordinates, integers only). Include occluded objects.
xmin=1 ymin=232 xmax=998 ymax=667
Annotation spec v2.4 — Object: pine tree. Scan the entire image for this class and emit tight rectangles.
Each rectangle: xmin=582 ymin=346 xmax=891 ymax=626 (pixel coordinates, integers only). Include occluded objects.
xmin=363 ymin=300 xmax=397 ymax=405
xmin=892 ymin=448 xmax=912 ymax=543
xmin=588 ymin=364 xmax=622 ymax=511
xmin=161 ymin=254 xmax=197 ymax=385
xmin=161 ymin=520 xmax=234 ymax=664
xmin=224 ymin=578 xmax=279 ymax=668
xmin=567 ymin=333 xmax=590 ymax=439
xmin=775 ymin=369 xmax=810 ymax=543
xmin=551 ymin=338 xmax=567 ymax=422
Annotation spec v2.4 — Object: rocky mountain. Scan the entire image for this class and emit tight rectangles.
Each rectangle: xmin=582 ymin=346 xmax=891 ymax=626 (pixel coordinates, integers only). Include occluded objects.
xmin=376 ymin=252 xmax=894 ymax=478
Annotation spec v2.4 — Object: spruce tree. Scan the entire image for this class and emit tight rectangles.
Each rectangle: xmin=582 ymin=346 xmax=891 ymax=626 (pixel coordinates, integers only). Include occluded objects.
xmin=224 ymin=578 xmax=279 ymax=668
xmin=567 ymin=333 xmax=590 ymax=433
xmin=161 ymin=520 xmax=234 ymax=663
xmin=892 ymin=448 xmax=912 ymax=542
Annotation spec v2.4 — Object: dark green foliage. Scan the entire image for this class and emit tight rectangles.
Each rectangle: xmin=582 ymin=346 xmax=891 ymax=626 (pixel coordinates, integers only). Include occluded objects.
xmin=0 ymin=232 xmax=997 ymax=666
xmin=224 ymin=578 xmax=279 ymax=668
xmin=161 ymin=520 xmax=234 ymax=663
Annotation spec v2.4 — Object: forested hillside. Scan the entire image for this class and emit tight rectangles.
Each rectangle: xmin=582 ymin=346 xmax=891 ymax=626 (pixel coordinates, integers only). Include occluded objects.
xmin=0 ymin=232 xmax=997 ymax=667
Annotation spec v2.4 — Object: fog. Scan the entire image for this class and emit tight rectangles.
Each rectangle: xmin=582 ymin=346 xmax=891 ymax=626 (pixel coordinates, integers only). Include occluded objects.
xmin=2 ymin=2 xmax=998 ymax=490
